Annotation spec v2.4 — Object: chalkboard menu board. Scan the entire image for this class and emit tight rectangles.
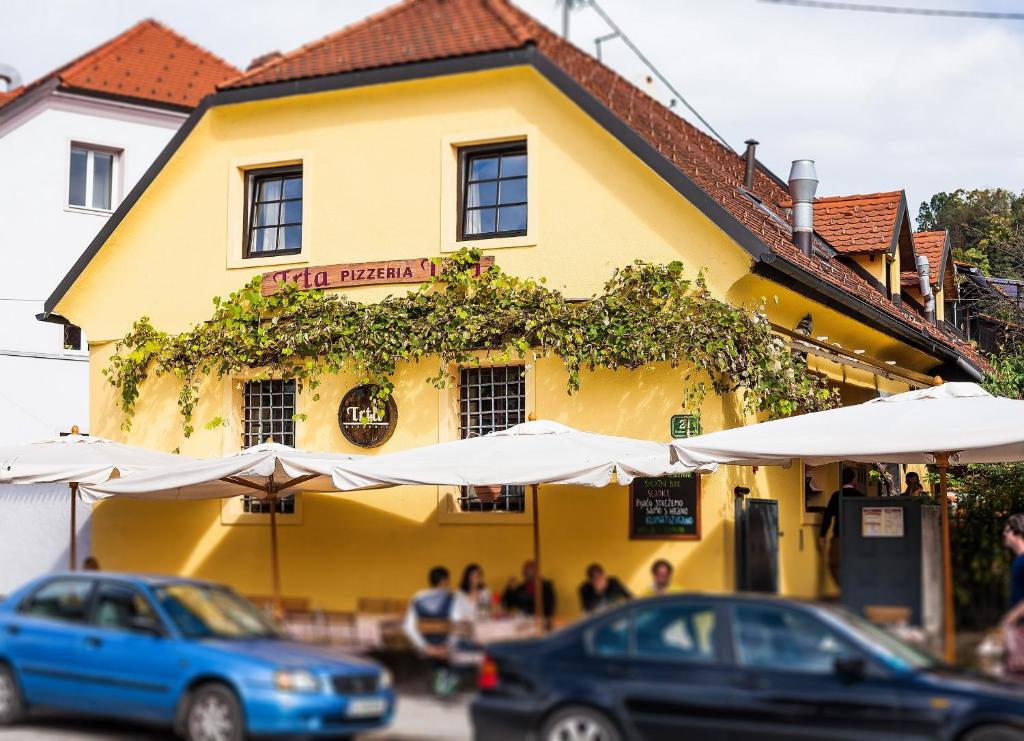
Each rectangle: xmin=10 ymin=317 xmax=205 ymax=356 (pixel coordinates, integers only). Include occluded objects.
xmin=629 ymin=475 xmax=701 ymax=540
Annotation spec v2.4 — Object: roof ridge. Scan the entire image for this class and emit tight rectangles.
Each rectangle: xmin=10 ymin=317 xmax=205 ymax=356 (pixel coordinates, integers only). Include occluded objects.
xmin=222 ymin=0 xmax=427 ymax=88
xmin=813 ymin=190 xmax=903 ymax=204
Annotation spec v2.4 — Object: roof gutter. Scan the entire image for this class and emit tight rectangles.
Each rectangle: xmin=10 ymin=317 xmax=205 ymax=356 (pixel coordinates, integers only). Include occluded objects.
xmin=755 ymin=253 xmax=983 ymax=377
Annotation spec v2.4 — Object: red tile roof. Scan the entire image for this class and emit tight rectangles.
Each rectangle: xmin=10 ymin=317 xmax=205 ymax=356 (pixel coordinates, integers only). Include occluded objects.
xmin=912 ymin=230 xmax=955 ymax=295
xmin=0 ymin=20 xmax=238 ymax=113
xmin=214 ymin=0 xmax=989 ymax=374
xmin=811 ymin=192 xmax=903 ymax=254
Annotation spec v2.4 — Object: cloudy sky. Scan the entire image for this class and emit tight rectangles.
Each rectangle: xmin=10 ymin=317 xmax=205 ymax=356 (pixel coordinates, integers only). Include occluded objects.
xmin=3 ymin=0 xmax=1021 ymax=221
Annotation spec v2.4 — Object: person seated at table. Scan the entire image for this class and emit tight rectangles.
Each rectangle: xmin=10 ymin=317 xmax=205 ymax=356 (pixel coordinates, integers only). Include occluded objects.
xmin=648 ymin=558 xmax=675 ymax=595
xmin=578 ymin=563 xmax=631 ymax=613
xmin=456 ymin=563 xmax=492 ymax=620
xmin=501 ymin=560 xmax=555 ymax=621
xmin=403 ymin=566 xmax=473 ymax=696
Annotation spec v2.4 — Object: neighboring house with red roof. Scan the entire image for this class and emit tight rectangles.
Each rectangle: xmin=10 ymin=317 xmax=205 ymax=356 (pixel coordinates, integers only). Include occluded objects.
xmin=38 ymin=0 xmax=992 ymax=607
xmin=0 ymin=19 xmax=236 ymax=585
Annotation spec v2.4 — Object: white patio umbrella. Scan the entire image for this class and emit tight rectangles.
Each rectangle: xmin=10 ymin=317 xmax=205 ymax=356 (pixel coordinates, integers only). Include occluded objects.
xmin=332 ymin=420 xmax=714 ymax=627
xmin=81 ymin=442 xmax=363 ymax=616
xmin=668 ymin=382 xmax=1024 ymax=662
xmin=0 ymin=429 xmax=192 ymax=570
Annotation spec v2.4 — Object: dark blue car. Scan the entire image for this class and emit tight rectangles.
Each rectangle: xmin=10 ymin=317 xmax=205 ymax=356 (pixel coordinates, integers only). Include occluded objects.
xmin=473 ymin=593 xmax=1024 ymax=741
xmin=0 ymin=573 xmax=395 ymax=739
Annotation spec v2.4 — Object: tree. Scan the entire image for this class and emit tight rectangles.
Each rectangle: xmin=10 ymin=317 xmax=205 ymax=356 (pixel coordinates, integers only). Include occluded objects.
xmin=918 ymin=188 xmax=1024 ymax=277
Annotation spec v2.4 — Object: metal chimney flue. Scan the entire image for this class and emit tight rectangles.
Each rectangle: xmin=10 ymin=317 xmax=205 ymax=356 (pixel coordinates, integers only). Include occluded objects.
xmin=743 ymin=139 xmax=758 ymax=191
xmin=916 ymin=254 xmax=936 ymax=323
xmin=788 ymin=159 xmax=818 ymax=257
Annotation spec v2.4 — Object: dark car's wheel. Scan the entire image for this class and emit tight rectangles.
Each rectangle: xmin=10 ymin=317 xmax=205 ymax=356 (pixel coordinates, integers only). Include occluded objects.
xmin=184 ymin=683 xmax=245 ymax=741
xmin=0 ymin=663 xmax=24 ymax=726
xmin=541 ymin=706 xmax=621 ymax=741
xmin=962 ymin=726 xmax=1024 ymax=741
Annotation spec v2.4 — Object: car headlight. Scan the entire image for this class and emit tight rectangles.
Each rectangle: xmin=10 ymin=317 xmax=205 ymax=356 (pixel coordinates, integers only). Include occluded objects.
xmin=379 ymin=668 xmax=393 ymax=690
xmin=274 ymin=669 xmax=321 ymax=693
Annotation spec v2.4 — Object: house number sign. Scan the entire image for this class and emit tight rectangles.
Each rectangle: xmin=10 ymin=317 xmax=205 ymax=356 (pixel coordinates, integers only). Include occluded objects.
xmin=338 ymin=385 xmax=398 ymax=448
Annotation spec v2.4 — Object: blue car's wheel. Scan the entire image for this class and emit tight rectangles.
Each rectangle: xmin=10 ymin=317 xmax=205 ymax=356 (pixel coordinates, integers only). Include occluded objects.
xmin=0 ymin=664 xmax=24 ymax=726
xmin=184 ymin=683 xmax=244 ymax=741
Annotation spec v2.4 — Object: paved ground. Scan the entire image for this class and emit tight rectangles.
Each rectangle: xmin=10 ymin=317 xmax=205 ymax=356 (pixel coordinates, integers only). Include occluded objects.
xmin=0 ymin=692 xmax=472 ymax=740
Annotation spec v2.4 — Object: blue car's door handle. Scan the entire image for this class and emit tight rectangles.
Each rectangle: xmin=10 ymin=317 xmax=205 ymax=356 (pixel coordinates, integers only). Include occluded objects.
xmin=84 ymin=636 xmax=103 ymax=648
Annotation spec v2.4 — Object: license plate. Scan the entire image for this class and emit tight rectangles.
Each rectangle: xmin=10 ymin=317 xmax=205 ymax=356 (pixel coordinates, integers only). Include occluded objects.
xmin=346 ymin=697 xmax=387 ymax=718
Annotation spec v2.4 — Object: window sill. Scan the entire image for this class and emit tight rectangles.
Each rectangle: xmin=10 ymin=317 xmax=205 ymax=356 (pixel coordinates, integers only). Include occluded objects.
xmin=227 ymin=252 xmax=308 ymax=270
xmin=442 ymin=235 xmax=536 ymax=253
xmin=64 ymin=204 xmax=113 ymax=217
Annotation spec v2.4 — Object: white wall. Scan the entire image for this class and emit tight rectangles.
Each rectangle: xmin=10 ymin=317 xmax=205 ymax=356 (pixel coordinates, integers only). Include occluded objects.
xmin=0 ymin=92 xmax=185 ymax=587
xmin=0 ymin=92 xmax=185 ymax=436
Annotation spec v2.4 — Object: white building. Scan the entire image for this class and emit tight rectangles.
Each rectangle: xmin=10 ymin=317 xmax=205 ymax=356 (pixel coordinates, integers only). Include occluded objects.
xmin=0 ymin=20 xmax=237 ymax=587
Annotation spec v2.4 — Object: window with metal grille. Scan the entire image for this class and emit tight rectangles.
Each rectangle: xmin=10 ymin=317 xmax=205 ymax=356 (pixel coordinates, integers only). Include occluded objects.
xmin=458 ymin=365 xmax=526 ymax=512
xmin=459 ymin=143 xmax=527 ymax=240
xmin=242 ymin=379 xmax=296 ymax=515
xmin=245 ymin=167 xmax=303 ymax=258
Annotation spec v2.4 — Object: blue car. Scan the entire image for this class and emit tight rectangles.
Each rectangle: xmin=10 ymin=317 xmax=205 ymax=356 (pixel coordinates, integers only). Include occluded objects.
xmin=0 ymin=573 xmax=395 ymax=739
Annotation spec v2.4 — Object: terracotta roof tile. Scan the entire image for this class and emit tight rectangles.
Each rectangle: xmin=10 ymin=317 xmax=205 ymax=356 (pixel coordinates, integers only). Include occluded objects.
xmin=0 ymin=19 xmax=238 ymax=113
xmin=808 ymin=192 xmax=903 ymax=254
xmin=219 ymin=0 xmax=989 ymax=374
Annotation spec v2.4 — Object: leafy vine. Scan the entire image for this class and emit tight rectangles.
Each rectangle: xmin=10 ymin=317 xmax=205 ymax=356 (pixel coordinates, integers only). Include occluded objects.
xmin=104 ymin=249 xmax=838 ymax=436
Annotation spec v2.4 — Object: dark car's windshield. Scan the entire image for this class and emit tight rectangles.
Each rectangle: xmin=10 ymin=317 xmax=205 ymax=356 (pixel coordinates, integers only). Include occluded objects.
xmin=153 ymin=584 xmax=281 ymax=640
xmin=822 ymin=606 xmax=936 ymax=671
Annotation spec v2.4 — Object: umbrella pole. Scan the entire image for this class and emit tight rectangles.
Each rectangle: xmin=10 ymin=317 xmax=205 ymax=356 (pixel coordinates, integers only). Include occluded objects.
xmin=532 ymin=484 xmax=543 ymax=634
xmin=69 ymin=483 xmax=78 ymax=571
xmin=936 ymin=454 xmax=955 ymax=664
xmin=268 ymin=492 xmax=283 ymax=621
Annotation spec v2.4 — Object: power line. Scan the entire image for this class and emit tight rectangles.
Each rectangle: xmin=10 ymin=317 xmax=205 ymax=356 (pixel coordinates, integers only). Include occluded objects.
xmin=758 ymin=0 xmax=1024 ymax=20
xmin=583 ymin=0 xmax=735 ymax=151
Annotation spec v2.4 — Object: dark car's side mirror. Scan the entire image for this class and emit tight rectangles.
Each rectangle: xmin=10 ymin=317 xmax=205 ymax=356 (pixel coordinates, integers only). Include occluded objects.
xmin=129 ymin=616 xmax=166 ymax=637
xmin=834 ymin=656 xmax=866 ymax=683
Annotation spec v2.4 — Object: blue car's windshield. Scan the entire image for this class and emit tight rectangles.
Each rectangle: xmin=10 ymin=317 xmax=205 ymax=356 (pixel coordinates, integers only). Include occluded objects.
xmin=822 ymin=606 xmax=936 ymax=671
xmin=154 ymin=584 xmax=281 ymax=640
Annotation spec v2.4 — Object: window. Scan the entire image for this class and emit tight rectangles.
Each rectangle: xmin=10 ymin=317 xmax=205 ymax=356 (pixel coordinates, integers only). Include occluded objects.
xmin=458 ymin=365 xmax=526 ymax=512
xmin=91 ymin=583 xmax=161 ymax=634
xmin=589 ymin=615 xmax=630 ymax=657
xmin=69 ymin=145 xmax=117 ymax=211
xmin=634 ymin=603 xmax=719 ymax=663
xmin=63 ymin=324 xmax=83 ymax=351
xmin=242 ymin=379 xmax=296 ymax=514
xmin=19 ymin=579 xmax=94 ymax=623
xmin=459 ymin=144 xmax=527 ymax=240
xmin=245 ymin=167 xmax=303 ymax=257
xmin=732 ymin=605 xmax=857 ymax=674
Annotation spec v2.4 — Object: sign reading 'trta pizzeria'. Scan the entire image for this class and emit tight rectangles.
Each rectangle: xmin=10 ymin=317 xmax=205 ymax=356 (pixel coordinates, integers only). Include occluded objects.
xmin=261 ymin=256 xmax=495 ymax=295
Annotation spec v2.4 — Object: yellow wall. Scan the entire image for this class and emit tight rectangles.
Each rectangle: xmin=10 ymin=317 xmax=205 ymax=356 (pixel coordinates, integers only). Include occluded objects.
xmin=60 ymin=65 xmax=933 ymax=615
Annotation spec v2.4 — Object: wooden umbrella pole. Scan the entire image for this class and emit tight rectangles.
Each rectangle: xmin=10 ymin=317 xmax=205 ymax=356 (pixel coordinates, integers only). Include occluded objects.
xmin=936 ymin=453 xmax=955 ymax=664
xmin=268 ymin=486 xmax=283 ymax=621
xmin=69 ymin=483 xmax=78 ymax=571
xmin=532 ymin=484 xmax=543 ymax=634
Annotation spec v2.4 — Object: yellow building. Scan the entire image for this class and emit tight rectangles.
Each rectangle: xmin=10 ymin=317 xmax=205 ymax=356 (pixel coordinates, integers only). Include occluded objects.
xmin=43 ymin=0 xmax=988 ymax=617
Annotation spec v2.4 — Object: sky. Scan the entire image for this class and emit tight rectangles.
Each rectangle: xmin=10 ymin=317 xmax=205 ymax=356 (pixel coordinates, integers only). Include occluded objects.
xmin=3 ymin=0 xmax=1023 ymax=223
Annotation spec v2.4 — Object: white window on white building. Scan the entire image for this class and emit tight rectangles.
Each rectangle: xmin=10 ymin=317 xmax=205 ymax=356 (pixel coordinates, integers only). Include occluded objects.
xmin=68 ymin=144 xmax=119 ymax=212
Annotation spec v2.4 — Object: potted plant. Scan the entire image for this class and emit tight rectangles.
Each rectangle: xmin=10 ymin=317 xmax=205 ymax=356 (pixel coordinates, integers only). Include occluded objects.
xmin=473 ymin=484 xmax=504 ymax=503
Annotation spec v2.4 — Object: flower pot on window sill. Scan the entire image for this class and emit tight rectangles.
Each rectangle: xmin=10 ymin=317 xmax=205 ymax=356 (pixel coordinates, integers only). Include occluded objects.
xmin=473 ymin=484 xmax=504 ymax=503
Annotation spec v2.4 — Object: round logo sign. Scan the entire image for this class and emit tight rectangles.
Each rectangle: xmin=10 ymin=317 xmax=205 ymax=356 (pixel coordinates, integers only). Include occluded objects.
xmin=338 ymin=385 xmax=398 ymax=448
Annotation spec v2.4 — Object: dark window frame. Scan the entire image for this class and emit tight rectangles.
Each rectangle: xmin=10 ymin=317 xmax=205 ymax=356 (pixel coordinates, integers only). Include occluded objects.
xmin=242 ymin=378 xmax=297 ymax=515
xmin=243 ymin=165 xmax=303 ymax=259
xmin=457 ymin=364 xmax=526 ymax=513
xmin=63 ymin=324 xmax=83 ymax=351
xmin=457 ymin=142 xmax=528 ymax=242
xmin=87 ymin=580 xmax=167 ymax=636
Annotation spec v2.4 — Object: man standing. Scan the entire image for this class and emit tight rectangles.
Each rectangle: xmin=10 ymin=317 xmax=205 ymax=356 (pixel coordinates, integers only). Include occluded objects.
xmin=817 ymin=468 xmax=864 ymax=586
xmin=403 ymin=566 xmax=472 ymax=695
xmin=1000 ymin=515 xmax=1024 ymax=674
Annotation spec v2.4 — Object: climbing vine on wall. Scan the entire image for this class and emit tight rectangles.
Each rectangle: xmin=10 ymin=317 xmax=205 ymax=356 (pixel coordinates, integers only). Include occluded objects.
xmin=104 ymin=249 xmax=839 ymax=436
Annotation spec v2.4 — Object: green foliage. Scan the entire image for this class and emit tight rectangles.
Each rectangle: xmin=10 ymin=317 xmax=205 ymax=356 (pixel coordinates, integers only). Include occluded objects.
xmin=103 ymin=249 xmax=839 ymax=437
xmin=949 ymin=351 xmax=1024 ymax=627
xmin=917 ymin=188 xmax=1024 ymax=276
